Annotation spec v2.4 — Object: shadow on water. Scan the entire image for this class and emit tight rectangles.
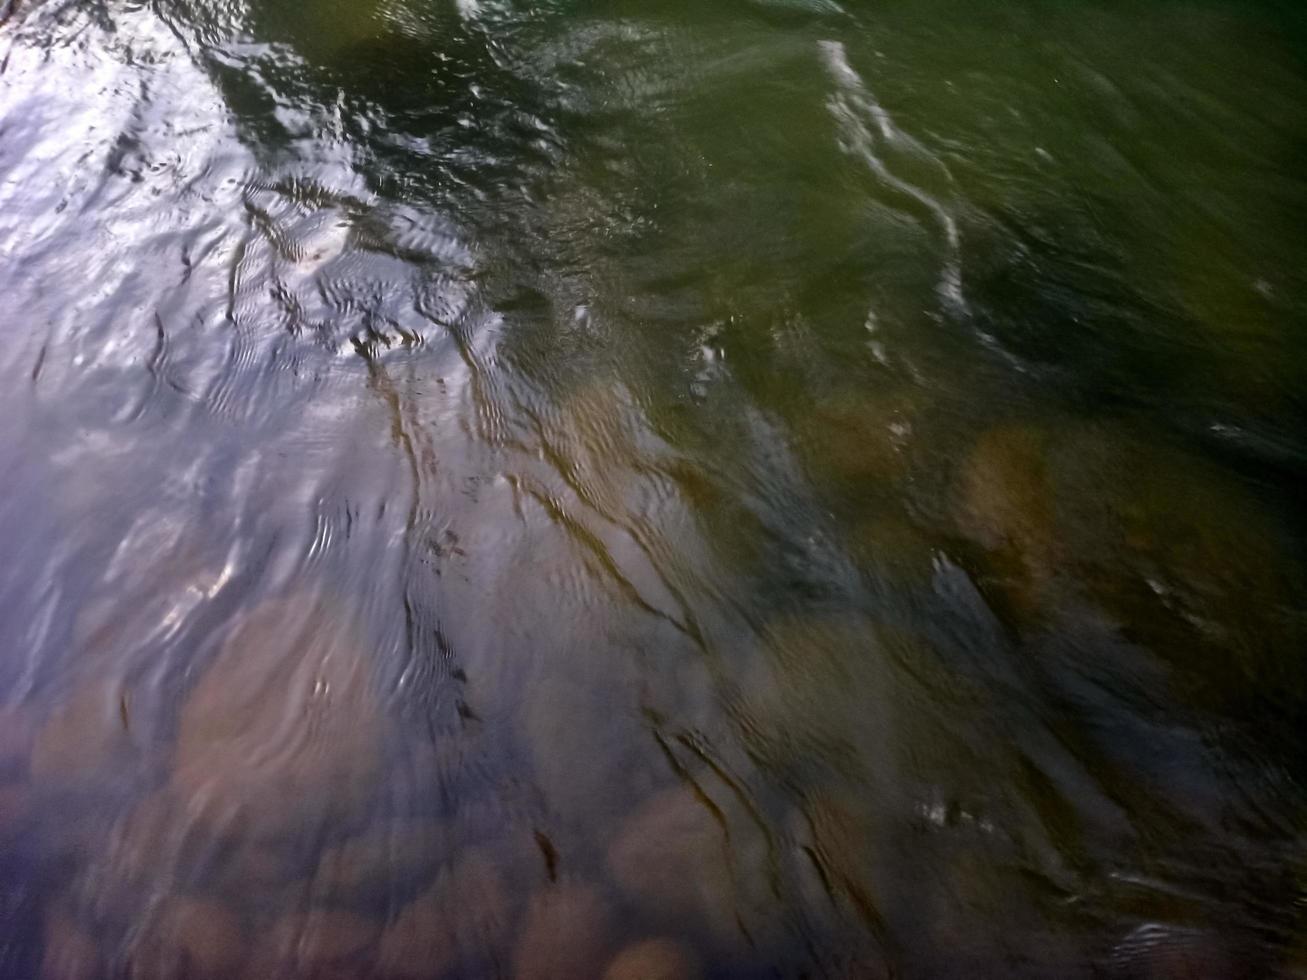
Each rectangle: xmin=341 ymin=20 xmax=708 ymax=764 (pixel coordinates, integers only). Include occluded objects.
xmin=1 ymin=0 xmax=1306 ymax=977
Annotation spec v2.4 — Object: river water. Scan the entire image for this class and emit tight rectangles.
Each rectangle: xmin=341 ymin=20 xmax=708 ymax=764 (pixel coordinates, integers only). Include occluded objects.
xmin=1 ymin=0 xmax=1305 ymax=977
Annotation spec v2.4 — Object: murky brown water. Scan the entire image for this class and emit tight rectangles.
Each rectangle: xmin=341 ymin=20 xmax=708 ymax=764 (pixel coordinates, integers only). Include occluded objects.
xmin=1 ymin=0 xmax=1306 ymax=976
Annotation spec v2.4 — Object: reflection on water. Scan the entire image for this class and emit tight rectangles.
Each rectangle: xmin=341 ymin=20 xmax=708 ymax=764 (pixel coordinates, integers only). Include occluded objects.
xmin=1 ymin=0 xmax=1306 ymax=975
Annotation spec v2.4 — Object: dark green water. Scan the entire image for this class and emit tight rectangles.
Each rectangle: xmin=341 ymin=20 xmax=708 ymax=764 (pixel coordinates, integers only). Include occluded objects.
xmin=1 ymin=0 xmax=1306 ymax=976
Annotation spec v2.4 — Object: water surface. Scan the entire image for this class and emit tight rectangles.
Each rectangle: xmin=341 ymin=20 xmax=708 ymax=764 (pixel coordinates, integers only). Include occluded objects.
xmin=1 ymin=0 xmax=1306 ymax=976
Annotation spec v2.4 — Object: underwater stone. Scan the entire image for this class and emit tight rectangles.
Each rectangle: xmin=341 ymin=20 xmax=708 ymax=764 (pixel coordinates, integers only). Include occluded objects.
xmin=172 ymin=592 xmax=383 ymax=842
xmin=311 ymin=818 xmax=444 ymax=906
xmin=377 ymin=846 xmax=512 ymax=978
xmin=956 ymin=426 xmax=1053 ymax=559
xmin=39 ymin=906 xmax=100 ymax=980
xmin=522 ymin=667 xmax=649 ymax=845
xmin=603 ymin=938 xmax=703 ymax=980
xmin=258 ymin=907 xmax=381 ymax=972
xmin=607 ymin=785 xmax=772 ymax=950
xmin=513 ymin=881 xmax=611 ymax=980
xmin=31 ymin=676 xmax=142 ymax=790
xmin=0 ymin=783 xmax=29 ymax=846
xmin=127 ymin=896 xmax=244 ymax=980
xmin=0 ymin=704 xmax=34 ymax=782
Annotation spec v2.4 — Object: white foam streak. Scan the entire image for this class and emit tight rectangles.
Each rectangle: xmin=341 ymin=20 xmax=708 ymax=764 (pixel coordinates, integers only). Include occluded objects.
xmin=819 ymin=40 xmax=968 ymax=315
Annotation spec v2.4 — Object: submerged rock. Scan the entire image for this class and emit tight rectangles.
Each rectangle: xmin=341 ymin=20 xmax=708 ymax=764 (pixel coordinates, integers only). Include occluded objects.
xmin=953 ymin=424 xmax=1056 ymax=618
xmin=787 ymin=796 xmax=895 ymax=979
xmin=78 ymin=789 xmax=304 ymax=917
xmin=728 ymin=614 xmax=897 ymax=792
xmin=607 ymin=785 xmax=772 ymax=951
xmin=956 ymin=426 xmax=1051 ymax=554
xmin=0 ymin=704 xmax=34 ymax=783
xmin=850 ymin=514 xmax=937 ymax=588
xmin=1061 ymin=430 xmax=1298 ymax=622
xmin=207 ymin=838 xmax=303 ymax=905
xmin=40 ymin=906 xmax=100 ymax=980
xmin=0 ymin=708 xmax=33 ymax=846
xmin=794 ymin=387 xmax=919 ymax=499
xmin=31 ymin=675 xmax=144 ymax=791
xmin=953 ymin=418 xmax=1306 ymax=709
xmin=603 ymin=938 xmax=703 ymax=980
xmin=65 ymin=791 xmax=187 ymax=927
xmin=0 ymin=783 xmax=29 ymax=846
xmin=172 ymin=592 xmax=383 ymax=843
xmin=311 ymin=818 xmax=444 ymax=907
xmin=127 ymin=896 xmax=244 ymax=980
xmin=256 ymin=907 xmax=381 ymax=974
xmin=377 ymin=846 xmax=512 ymax=978
xmin=513 ymin=881 xmax=611 ymax=980
xmin=522 ymin=666 xmax=657 ymax=847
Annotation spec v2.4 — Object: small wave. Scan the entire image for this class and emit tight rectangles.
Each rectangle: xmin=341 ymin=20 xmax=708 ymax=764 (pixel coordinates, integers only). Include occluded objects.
xmin=818 ymin=39 xmax=967 ymax=316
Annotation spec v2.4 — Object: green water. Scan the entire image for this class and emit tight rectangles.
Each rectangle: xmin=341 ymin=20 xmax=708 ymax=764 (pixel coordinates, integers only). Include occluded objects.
xmin=0 ymin=0 xmax=1305 ymax=976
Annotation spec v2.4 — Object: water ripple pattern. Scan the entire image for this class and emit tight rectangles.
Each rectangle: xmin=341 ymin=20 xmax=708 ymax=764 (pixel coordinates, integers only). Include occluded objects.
xmin=0 ymin=0 xmax=1305 ymax=978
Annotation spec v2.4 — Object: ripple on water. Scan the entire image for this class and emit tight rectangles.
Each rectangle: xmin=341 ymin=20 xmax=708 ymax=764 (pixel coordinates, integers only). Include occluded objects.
xmin=1 ymin=0 xmax=1306 ymax=975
